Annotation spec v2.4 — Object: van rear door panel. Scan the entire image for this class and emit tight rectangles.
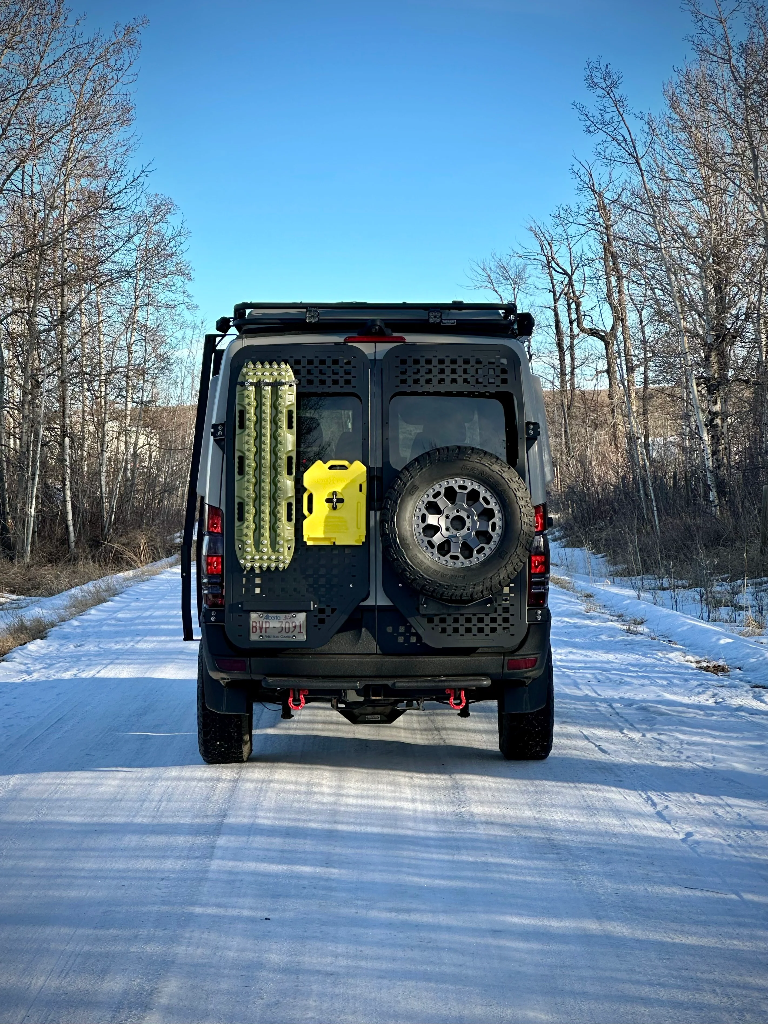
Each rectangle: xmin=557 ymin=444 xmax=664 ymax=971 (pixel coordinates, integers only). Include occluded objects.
xmin=378 ymin=341 xmax=527 ymax=650
xmin=224 ymin=343 xmax=370 ymax=650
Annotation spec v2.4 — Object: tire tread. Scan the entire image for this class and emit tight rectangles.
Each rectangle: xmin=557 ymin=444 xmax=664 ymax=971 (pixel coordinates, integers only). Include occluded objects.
xmin=497 ymin=652 xmax=554 ymax=760
xmin=197 ymin=656 xmax=252 ymax=764
xmin=381 ymin=446 xmax=534 ymax=602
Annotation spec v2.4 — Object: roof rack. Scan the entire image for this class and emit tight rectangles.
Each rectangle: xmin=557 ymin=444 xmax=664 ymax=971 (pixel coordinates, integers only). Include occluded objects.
xmin=217 ymin=302 xmax=534 ymax=339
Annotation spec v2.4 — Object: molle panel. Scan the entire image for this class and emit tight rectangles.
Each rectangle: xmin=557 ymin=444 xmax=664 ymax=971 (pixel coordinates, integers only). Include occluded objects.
xmin=383 ymin=345 xmax=517 ymax=394
xmin=285 ymin=351 xmax=361 ymax=391
xmin=227 ymin=544 xmax=369 ymax=647
xmin=379 ymin=561 xmax=527 ymax=650
xmin=418 ymin=588 xmax=521 ymax=645
xmin=375 ymin=607 xmax=437 ymax=655
xmin=225 ymin=343 xmax=370 ymax=650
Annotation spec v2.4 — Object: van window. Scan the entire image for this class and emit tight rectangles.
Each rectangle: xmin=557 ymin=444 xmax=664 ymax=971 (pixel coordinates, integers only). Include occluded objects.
xmin=389 ymin=395 xmax=506 ymax=470
xmin=299 ymin=395 xmax=362 ymax=472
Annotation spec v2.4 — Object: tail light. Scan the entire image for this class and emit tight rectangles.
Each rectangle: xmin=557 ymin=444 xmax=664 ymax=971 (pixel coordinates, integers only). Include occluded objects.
xmin=507 ymin=656 xmax=538 ymax=670
xmin=201 ymin=504 xmax=224 ymax=609
xmin=528 ymin=504 xmax=549 ymax=608
xmin=534 ymin=503 xmax=546 ymax=533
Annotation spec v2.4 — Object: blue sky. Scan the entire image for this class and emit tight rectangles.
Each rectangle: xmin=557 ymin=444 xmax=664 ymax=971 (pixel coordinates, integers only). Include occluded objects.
xmin=82 ymin=0 xmax=693 ymax=328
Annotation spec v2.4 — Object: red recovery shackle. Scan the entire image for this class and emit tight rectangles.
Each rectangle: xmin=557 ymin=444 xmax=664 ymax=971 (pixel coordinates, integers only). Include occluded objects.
xmin=446 ymin=688 xmax=466 ymax=710
xmin=288 ymin=689 xmax=308 ymax=711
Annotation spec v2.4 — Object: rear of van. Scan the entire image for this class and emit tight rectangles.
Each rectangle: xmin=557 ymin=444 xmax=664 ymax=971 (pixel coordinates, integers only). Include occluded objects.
xmin=181 ymin=303 xmax=554 ymax=763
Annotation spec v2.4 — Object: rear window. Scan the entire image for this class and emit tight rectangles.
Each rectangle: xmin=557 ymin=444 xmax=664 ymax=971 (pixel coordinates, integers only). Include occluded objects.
xmin=298 ymin=395 xmax=362 ymax=472
xmin=389 ymin=395 xmax=506 ymax=470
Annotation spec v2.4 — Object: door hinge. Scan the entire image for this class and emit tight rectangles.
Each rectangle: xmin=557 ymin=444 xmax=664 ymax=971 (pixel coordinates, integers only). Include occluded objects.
xmin=525 ymin=421 xmax=540 ymax=450
xmin=370 ymin=468 xmax=383 ymax=510
xmin=211 ymin=422 xmax=226 ymax=452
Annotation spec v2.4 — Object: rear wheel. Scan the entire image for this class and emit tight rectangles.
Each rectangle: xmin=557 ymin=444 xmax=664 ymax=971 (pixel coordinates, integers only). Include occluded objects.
xmin=197 ymin=658 xmax=252 ymax=764
xmin=498 ymin=651 xmax=554 ymax=760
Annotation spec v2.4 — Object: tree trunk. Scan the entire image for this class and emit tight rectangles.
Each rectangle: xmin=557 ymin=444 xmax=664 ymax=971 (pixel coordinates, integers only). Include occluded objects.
xmin=0 ymin=341 xmax=12 ymax=555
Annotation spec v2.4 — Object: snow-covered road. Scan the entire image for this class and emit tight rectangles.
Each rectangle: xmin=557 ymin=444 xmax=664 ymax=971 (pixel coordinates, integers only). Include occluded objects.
xmin=0 ymin=568 xmax=766 ymax=1024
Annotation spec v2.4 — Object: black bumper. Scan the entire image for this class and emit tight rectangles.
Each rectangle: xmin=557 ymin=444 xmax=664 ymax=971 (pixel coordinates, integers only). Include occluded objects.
xmin=200 ymin=613 xmax=551 ymax=713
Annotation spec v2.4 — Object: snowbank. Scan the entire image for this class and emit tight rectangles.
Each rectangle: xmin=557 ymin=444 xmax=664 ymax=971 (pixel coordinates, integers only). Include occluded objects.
xmin=551 ymin=541 xmax=768 ymax=690
xmin=0 ymin=556 xmax=179 ymax=633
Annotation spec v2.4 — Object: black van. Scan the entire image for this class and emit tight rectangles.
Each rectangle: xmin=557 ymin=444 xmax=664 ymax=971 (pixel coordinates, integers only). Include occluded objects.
xmin=181 ymin=303 xmax=555 ymax=764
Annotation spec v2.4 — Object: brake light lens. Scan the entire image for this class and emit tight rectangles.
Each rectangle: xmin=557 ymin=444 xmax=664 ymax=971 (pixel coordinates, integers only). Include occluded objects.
xmin=205 ymin=554 xmax=222 ymax=575
xmin=530 ymin=553 xmax=547 ymax=574
xmin=201 ymin=505 xmax=224 ymax=608
xmin=527 ymin=533 xmax=550 ymax=608
xmin=534 ymin=503 xmax=546 ymax=533
xmin=207 ymin=505 xmax=223 ymax=534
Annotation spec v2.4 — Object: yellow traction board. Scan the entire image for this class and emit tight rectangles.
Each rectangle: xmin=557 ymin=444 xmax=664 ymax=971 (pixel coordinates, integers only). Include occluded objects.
xmin=302 ymin=460 xmax=367 ymax=545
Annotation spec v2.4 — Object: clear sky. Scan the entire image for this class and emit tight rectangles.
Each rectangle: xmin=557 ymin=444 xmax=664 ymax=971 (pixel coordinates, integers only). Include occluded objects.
xmin=81 ymin=0 xmax=693 ymax=329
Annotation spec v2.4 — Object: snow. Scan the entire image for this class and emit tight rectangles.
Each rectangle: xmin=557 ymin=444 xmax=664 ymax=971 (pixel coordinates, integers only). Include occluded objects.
xmin=551 ymin=540 xmax=768 ymax=692
xmin=0 ymin=556 xmax=178 ymax=633
xmin=0 ymin=567 xmax=766 ymax=1023
xmin=550 ymin=535 xmax=768 ymax=635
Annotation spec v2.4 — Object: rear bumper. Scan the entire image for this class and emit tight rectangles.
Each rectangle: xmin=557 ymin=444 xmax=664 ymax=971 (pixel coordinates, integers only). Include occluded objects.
xmin=201 ymin=614 xmax=550 ymax=700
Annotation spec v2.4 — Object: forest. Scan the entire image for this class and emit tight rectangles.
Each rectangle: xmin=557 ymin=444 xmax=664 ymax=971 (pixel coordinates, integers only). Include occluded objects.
xmin=0 ymin=0 xmax=196 ymax=592
xmin=475 ymin=0 xmax=768 ymax=616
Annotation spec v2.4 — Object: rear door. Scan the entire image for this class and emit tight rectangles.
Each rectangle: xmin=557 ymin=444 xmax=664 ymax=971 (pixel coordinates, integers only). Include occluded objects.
xmin=223 ymin=341 xmax=371 ymax=650
xmin=377 ymin=339 xmax=528 ymax=650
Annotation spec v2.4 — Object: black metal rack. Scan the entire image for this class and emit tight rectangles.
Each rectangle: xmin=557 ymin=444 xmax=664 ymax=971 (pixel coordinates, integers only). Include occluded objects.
xmin=216 ymin=301 xmax=533 ymax=339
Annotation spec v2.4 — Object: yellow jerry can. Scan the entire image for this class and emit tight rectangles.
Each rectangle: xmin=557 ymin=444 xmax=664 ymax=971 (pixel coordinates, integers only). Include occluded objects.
xmin=302 ymin=460 xmax=367 ymax=545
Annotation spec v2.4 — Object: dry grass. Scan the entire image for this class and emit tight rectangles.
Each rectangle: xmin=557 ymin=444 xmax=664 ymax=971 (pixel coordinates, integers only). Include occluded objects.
xmin=622 ymin=616 xmax=647 ymax=635
xmin=739 ymin=614 xmax=765 ymax=637
xmin=0 ymin=556 xmax=177 ymax=659
xmin=551 ymin=574 xmax=576 ymax=592
xmin=1 ymin=559 xmax=119 ymax=598
xmin=681 ymin=654 xmax=730 ymax=675
xmin=0 ymin=613 xmax=56 ymax=658
xmin=64 ymin=578 xmax=123 ymax=616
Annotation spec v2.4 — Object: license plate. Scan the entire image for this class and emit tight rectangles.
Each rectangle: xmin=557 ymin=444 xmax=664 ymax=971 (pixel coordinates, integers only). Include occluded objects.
xmin=250 ymin=612 xmax=306 ymax=641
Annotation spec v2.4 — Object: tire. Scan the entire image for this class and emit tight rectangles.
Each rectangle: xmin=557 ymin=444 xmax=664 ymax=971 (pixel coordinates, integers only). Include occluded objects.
xmin=381 ymin=446 xmax=534 ymax=603
xmin=197 ymin=656 xmax=253 ymax=764
xmin=497 ymin=649 xmax=554 ymax=760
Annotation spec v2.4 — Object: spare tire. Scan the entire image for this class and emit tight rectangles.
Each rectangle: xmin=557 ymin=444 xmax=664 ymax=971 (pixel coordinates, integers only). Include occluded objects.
xmin=381 ymin=446 xmax=535 ymax=603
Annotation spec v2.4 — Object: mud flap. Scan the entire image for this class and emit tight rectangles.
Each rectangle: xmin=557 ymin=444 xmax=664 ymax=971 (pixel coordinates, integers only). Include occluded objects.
xmin=203 ymin=664 xmax=250 ymax=714
xmin=503 ymin=667 xmax=549 ymax=713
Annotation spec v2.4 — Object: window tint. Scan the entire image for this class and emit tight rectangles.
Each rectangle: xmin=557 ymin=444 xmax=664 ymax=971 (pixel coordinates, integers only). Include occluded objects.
xmin=389 ymin=395 xmax=506 ymax=470
xmin=298 ymin=395 xmax=362 ymax=472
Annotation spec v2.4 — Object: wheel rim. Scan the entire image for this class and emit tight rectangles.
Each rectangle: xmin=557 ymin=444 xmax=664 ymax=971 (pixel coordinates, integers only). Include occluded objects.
xmin=412 ymin=476 xmax=503 ymax=568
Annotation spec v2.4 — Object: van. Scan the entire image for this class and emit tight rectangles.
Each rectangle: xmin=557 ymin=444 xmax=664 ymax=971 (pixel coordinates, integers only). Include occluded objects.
xmin=180 ymin=303 xmax=554 ymax=763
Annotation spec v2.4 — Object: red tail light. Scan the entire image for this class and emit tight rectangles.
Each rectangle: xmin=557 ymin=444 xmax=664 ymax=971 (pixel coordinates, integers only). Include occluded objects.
xmin=207 ymin=505 xmax=223 ymax=534
xmin=527 ymin=519 xmax=550 ymax=607
xmin=507 ymin=656 xmax=538 ymax=670
xmin=530 ymin=552 xmax=547 ymax=574
xmin=534 ymin=503 xmax=546 ymax=533
xmin=202 ymin=505 xmax=224 ymax=609
xmin=205 ymin=554 xmax=222 ymax=575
